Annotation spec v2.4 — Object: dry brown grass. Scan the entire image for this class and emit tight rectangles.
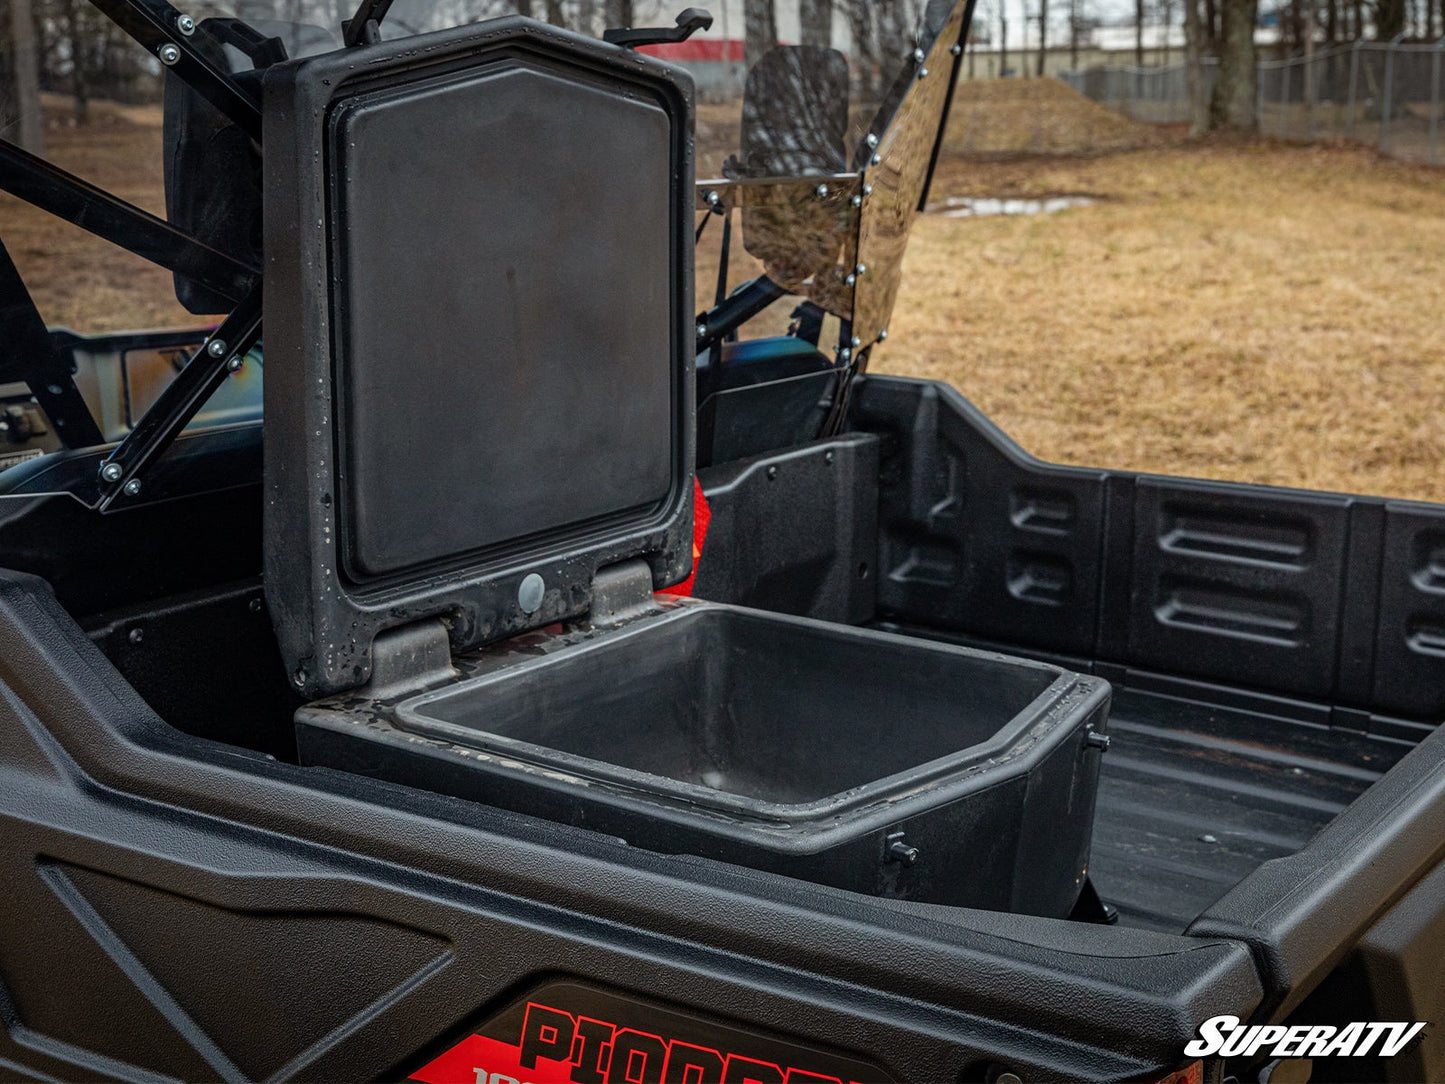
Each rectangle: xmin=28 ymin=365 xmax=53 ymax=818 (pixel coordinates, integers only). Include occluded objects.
xmin=6 ymin=84 xmax=1445 ymax=502
xmin=874 ymin=136 xmax=1445 ymax=502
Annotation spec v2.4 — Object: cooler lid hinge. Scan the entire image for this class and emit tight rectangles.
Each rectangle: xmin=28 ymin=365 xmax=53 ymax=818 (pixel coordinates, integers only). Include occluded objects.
xmin=360 ymin=618 xmax=457 ymax=700
xmin=590 ymin=559 xmax=660 ymax=627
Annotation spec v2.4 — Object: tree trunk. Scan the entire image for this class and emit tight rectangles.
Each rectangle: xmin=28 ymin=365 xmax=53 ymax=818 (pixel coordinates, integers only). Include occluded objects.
xmin=1184 ymin=0 xmax=1208 ymax=131
xmin=1135 ymin=0 xmax=1145 ymax=66
xmin=1376 ymin=0 xmax=1405 ymax=37
xmin=1326 ymin=0 xmax=1338 ymax=42
xmin=744 ymin=0 xmax=776 ymax=69
xmin=62 ymin=0 xmax=88 ymax=125
xmin=1070 ymin=0 xmax=1080 ymax=67
xmin=603 ymin=0 xmax=632 ymax=30
xmin=545 ymin=0 xmax=565 ymax=26
xmin=801 ymin=0 xmax=833 ymax=46
xmin=1000 ymin=6 xmax=1009 ymax=74
xmin=1204 ymin=0 xmax=1220 ymax=49
xmin=846 ymin=0 xmax=877 ymax=93
xmin=9 ymin=0 xmax=46 ymax=154
xmin=1210 ymin=0 xmax=1258 ymax=126
xmin=1037 ymin=0 xmax=1049 ymax=74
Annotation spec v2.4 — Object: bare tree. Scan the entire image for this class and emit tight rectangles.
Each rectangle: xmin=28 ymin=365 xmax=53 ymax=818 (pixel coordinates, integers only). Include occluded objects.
xmin=801 ymin=0 xmax=833 ymax=46
xmin=1375 ymin=0 xmax=1405 ymax=37
xmin=744 ymin=0 xmax=776 ymax=68
xmin=1183 ymin=0 xmax=1207 ymax=132
xmin=60 ymin=0 xmax=89 ymax=123
xmin=1037 ymin=0 xmax=1048 ymax=73
xmin=1209 ymin=0 xmax=1257 ymax=127
xmin=999 ymin=0 xmax=1008 ymax=74
xmin=1135 ymin=0 xmax=1144 ymax=65
xmin=1069 ymin=0 xmax=1081 ymax=67
xmin=603 ymin=0 xmax=632 ymax=29
xmin=9 ymin=0 xmax=46 ymax=154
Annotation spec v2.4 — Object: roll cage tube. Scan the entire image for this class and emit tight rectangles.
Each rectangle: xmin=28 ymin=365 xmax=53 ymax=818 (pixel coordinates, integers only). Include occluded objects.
xmin=0 ymin=0 xmax=266 ymax=500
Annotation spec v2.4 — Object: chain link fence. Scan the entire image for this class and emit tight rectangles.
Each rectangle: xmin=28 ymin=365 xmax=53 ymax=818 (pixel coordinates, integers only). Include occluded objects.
xmin=1060 ymin=39 xmax=1445 ymax=164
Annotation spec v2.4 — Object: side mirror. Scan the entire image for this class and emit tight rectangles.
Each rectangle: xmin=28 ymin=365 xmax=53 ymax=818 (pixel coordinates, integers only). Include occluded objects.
xmin=162 ymin=18 xmax=337 ymax=313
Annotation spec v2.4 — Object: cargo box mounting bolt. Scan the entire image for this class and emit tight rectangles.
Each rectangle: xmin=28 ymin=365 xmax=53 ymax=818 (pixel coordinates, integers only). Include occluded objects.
xmin=886 ymin=832 xmax=919 ymax=865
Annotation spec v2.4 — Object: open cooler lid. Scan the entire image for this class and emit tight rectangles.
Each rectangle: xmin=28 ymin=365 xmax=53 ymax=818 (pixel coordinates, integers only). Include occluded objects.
xmin=261 ymin=18 xmax=695 ymax=698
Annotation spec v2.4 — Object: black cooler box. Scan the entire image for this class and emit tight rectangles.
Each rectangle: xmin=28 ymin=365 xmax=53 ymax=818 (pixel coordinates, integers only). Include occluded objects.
xmin=262 ymin=17 xmax=1110 ymax=917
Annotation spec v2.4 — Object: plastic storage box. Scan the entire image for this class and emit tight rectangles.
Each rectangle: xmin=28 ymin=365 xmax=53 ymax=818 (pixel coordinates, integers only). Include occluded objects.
xmin=297 ymin=601 xmax=1111 ymax=916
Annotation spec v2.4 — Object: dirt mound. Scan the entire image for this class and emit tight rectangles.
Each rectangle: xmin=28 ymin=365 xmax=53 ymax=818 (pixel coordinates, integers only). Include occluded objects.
xmin=940 ymin=77 xmax=1164 ymax=158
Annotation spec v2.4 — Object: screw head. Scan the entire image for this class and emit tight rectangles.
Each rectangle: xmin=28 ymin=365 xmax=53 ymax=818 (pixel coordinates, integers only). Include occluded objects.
xmin=157 ymin=43 xmax=181 ymax=65
xmin=878 ymin=328 xmax=888 ymax=340
xmin=226 ymin=355 xmax=243 ymax=373
xmin=99 ymin=461 xmax=123 ymax=483
xmin=851 ymin=194 xmax=862 ymax=207
xmin=919 ymin=66 xmax=929 ymax=78
xmin=865 ymin=132 xmax=879 ymax=148
xmin=814 ymin=183 xmax=829 ymax=198
xmin=855 ymin=263 xmax=867 ymax=275
xmin=766 ymin=465 xmax=779 ymax=480
xmin=122 ymin=478 xmax=142 ymax=497
xmin=293 ymin=668 xmax=308 ymax=688
xmin=176 ymin=13 xmax=196 ymax=35
xmin=839 ymin=347 xmax=852 ymax=361
xmin=696 ymin=322 xmax=707 ymax=339
xmin=851 ymin=335 xmax=862 ymax=348
xmin=951 ymin=41 xmax=963 ymax=55
xmin=128 ymin=627 xmax=144 ymax=644
xmin=863 ymin=183 xmax=873 ymax=195
xmin=206 ymin=338 xmax=227 ymax=358
xmin=912 ymin=47 xmax=926 ymax=62
xmin=871 ymin=153 xmax=882 ymax=166
xmin=845 ymin=274 xmax=856 ymax=286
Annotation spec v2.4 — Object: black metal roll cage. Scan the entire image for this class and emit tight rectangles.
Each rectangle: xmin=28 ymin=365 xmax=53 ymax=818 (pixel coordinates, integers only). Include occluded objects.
xmin=0 ymin=0 xmax=273 ymax=510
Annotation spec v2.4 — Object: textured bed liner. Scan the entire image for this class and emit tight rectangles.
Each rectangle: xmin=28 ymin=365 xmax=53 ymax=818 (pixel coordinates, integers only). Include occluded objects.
xmin=1090 ymin=686 xmax=1410 ymax=932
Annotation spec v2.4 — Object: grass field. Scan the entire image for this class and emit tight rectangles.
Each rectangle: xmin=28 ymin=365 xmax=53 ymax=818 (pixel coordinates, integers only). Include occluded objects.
xmin=878 ymin=134 xmax=1445 ymax=502
xmin=4 ymin=82 xmax=1445 ymax=500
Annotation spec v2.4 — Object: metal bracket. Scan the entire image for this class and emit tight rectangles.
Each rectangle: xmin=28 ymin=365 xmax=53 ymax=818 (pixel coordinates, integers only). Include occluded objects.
xmin=604 ymin=7 xmax=713 ymax=49
xmin=359 ymin=619 xmax=457 ymax=700
xmin=342 ymin=0 xmax=396 ymax=47
xmin=87 ymin=0 xmax=263 ymax=140
xmin=591 ymin=560 xmax=660 ymax=626
xmin=94 ymin=285 xmax=262 ymax=509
